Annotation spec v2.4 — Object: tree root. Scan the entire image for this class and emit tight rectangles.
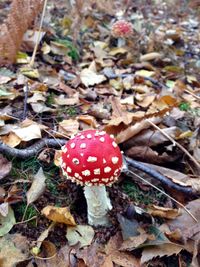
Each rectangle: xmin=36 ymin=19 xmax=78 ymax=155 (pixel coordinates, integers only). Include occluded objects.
xmin=0 ymin=139 xmax=66 ymax=158
xmin=0 ymin=139 xmax=197 ymax=196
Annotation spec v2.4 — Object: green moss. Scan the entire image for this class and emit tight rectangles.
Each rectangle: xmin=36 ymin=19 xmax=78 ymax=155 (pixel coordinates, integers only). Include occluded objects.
xmin=122 ymin=180 xmax=165 ymax=205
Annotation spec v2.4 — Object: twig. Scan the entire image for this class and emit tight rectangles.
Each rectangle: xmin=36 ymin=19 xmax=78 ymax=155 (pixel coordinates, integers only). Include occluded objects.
xmin=0 ymin=138 xmax=66 ymax=158
xmin=125 ymin=168 xmax=198 ymax=222
xmin=146 ymin=119 xmax=200 ymax=170
xmin=15 ymin=215 xmax=37 ymax=225
xmin=29 ymin=0 xmax=48 ymax=67
xmin=124 ymin=156 xmax=197 ymax=196
xmin=22 ymin=82 xmax=29 ymax=120
xmin=184 ymin=89 xmax=200 ymax=101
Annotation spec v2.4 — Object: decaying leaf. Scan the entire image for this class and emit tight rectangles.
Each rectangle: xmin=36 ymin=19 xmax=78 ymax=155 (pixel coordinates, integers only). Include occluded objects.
xmin=0 ymin=206 xmax=16 ymax=236
xmin=148 ymin=205 xmax=181 ymax=219
xmin=41 ymin=206 xmax=76 ymax=226
xmin=26 ymin=167 xmax=46 ymax=205
xmin=66 ymin=225 xmax=94 ymax=248
xmin=0 ymin=234 xmax=29 ymax=267
xmin=0 ymin=154 xmax=12 ymax=179
xmin=141 ymin=243 xmax=183 ymax=264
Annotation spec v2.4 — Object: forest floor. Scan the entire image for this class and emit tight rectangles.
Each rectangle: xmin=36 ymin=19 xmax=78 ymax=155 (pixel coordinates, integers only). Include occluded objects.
xmin=0 ymin=0 xmax=200 ymax=266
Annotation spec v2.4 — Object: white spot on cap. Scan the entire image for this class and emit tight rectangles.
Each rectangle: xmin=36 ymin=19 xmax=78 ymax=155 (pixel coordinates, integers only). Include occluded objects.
xmin=85 ymin=182 xmax=92 ymax=186
xmin=99 ymin=137 xmax=105 ymax=142
xmin=110 ymin=134 xmax=114 ymax=139
xmin=82 ymin=170 xmax=91 ymax=176
xmin=80 ymin=153 xmax=84 ymax=156
xmin=80 ymin=143 xmax=86 ymax=148
xmin=94 ymin=168 xmax=100 ymax=175
xmin=72 ymin=158 xmax=80 ymax=165
xmin=103 ymin=158 xmax=106 ymax=164
xmin=67 ymin=166 xmax=72 ymax=173
xmin=91 ymin=178 xmax=99 ymax=182
xmin=74 ymin=173 xmax=79 ymax=178
xmin=61 ymin=162 xmax=66 ymax=169
xmin=70 ymin=143 xmax=75 ymax=149
xmin=102 ymin=178 xmax=109 ymax=183
xmin=99 ymin=131 xmax=106 ymax=136
xmin=87 ymin=134 xmax=92 ymax=139
xmin=112 ymin=157 xmax=119 ymax=164
xmin=67 ymin=154 xmax=70 ymax=158
xmin=112 ymin=141 xmax=117 ymax=148
xmin=114 ymin=169 xmax=119 ymax=175
xmin=104 ymin=166 xmax=111 ymax=173
xmin=80 ymin=135 xmax=85 ymax=139
xmin=62 ymin=146 xmax=68 ymax=153
xmin=95 ymin=131 xmax=99 ymax=136
xmin=87 ymin=156 xmax=97 ymax=162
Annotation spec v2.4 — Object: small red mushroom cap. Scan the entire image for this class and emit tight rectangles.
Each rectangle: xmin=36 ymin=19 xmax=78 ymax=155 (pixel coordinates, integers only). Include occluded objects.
xmin=60 ymin=129 xmax=123 ymax=186
xmin=111 ymin=20 xmax=133 ymax=38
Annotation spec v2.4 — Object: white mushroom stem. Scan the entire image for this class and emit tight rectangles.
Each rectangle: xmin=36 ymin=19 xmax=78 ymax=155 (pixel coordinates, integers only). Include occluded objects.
xmin=84 ymin=185 xmax=112 ymax=226
xmin=117 ymin=37 xmax=126 ymax=47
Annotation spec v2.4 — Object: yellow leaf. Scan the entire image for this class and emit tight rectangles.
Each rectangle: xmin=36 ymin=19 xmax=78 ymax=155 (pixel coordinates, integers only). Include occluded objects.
xmin=109 ymin=47 xmax=128 ymax=56
xmin=41 ymin=206 xmax=76 ymax=226
xmin=135 ymin=70 xmax=155 ymax=78
xmin=140 ymin=52 xmax=162 ymax=62
xmin=20 ymin=67 xmax=40 ymax=78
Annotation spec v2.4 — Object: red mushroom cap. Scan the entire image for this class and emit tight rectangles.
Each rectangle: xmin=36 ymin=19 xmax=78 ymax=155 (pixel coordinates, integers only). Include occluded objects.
xmin=60 ymin=129 xmax=123 ymax=186
xmin=111 ymin=20 xmax=133 ymax=38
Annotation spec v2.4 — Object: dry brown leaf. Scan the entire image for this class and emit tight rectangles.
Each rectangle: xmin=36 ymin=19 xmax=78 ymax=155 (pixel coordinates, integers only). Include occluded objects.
xmin=12 ymin=124 xmax=41 ymax=142
xmin=41 ymin=206 xmax=76 ymax=226
xmin=0 ymin=234 xmax=29 ymax=267
xmin=141 ymin=243 xmax=183 ymax=264
xmin=124 ymin=126 xmax=180 ymax=148
xmin=58 ymin=119 xmax=79 ymax=137
xmin=26 ymin=168 xmax=46 ymax=205
xmin=1 ymin=132 xmax=21 ymax=147
xmin=77 ymin=115 xmax=98 ymax=128
xmin=0 ymin=154 xmax=12 ymax=179
xmin=66 ymin=225 xmax=94 ymax=248
xmin=168 ymin=199 xmax=200 ymax=242
xmin=116 ymin=116 xmax=162 ymax=144
xmin=148 ymin=205 xmax=181 ymax=219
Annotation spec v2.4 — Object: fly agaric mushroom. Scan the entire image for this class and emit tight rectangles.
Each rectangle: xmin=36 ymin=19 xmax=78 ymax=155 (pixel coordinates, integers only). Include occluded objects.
xmin=111 ymin=20 xmax=133 ymax=47
xmin=60 ymin=129 xmax=123 ymax=226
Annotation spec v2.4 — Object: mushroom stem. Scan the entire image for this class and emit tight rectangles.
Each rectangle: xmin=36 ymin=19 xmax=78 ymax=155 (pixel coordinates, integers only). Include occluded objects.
xmin=84 ymin=185 xmax=112 ymax=226
xmin=117 ymin=37 xmax=126 ymax=47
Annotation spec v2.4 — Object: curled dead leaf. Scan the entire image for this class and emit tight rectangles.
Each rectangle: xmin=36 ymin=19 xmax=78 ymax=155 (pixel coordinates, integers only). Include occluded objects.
xmin=41 ymin=205 xmax=76 ymax=226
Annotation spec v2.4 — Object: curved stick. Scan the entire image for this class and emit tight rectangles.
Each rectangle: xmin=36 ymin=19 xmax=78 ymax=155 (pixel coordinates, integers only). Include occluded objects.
xmin=124 ymin=156 xmax=197 ymax=197
xmin=0 ymin=139 xmax=66 ymax=158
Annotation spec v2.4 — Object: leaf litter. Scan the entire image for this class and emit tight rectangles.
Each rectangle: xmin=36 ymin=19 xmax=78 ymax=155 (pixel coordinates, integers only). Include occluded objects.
xmin=0 ymin=0 xmax=200 ymax=266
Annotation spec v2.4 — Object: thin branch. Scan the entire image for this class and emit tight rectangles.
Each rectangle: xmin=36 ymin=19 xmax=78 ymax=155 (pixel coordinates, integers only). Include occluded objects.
xmin=29 ymin=0 xmax=48 ymax=67
xmin=0 ymin=138 xmax=66 ymax=158
xmin=146 ymin=118 xmax=200 ymax=170
xmin=126 ymin=168 xmax=198 ymax=222
xmin=124 ymin=156 xmax=197 ymax=196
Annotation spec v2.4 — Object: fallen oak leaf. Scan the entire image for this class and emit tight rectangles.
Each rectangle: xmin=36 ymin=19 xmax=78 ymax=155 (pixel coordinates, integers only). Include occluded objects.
xmin=41 ymin=205 xmax=76 ymax=226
